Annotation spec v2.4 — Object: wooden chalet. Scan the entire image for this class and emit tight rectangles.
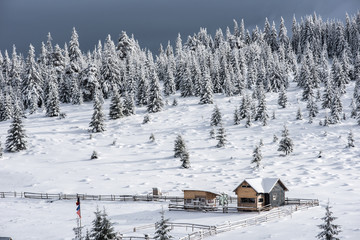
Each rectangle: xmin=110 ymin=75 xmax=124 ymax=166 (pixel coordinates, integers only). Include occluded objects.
xmin=183 ymin=190 xmax=219 ymax=208
xmin=233 ymin=178 xmax=288 ymax=211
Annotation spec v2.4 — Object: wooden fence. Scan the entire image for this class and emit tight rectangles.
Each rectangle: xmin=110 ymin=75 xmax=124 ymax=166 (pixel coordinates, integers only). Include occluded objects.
xmin=0 ymin=191 xmax=183 ymax=203
xmin=177 ymin=200 xmax=319 ymax=240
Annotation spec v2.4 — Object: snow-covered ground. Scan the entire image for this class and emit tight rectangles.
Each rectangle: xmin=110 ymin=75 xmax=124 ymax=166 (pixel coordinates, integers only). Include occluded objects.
xmin=1 ymin=81 xmax=359 ymax=239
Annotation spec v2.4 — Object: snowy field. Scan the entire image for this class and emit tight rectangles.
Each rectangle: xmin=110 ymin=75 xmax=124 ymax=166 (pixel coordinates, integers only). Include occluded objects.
xmin=1 ymin=81 xmax=360 ymax=239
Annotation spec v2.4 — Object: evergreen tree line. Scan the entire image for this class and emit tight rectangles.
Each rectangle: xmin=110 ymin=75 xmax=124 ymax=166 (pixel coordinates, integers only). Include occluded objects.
xmin=1 ymin=12 xmax=360 ymax=125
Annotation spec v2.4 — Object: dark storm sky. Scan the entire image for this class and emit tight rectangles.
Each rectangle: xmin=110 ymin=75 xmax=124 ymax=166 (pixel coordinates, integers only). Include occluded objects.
xmin=0 ymin=0 xmax=359 ymax=55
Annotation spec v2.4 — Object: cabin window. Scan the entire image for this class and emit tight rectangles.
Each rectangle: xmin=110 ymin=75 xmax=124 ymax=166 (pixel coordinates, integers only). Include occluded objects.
xmin=258 ymin=198 xmax=264 ymax=203
xmin=186 ymin=199 xmax=192 ymax=204
xmin=240 ymin=198 xmax=255 ymax=203
xmin=242 ymin=185 xmax=247 ymax=188
xmin=208 ymin=199 xmax=214 ymax=203
xmin=273 ymin=194 xmax=277 ymax=201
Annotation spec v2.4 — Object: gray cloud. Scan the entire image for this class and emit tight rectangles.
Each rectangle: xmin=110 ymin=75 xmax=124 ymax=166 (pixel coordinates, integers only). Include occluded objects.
xmin=0 ymin=0 xmax=359 ymax=54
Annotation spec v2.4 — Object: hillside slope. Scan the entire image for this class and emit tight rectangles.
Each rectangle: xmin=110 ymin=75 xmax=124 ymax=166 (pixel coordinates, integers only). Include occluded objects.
xmin=0 ymin=80 xmax=359 ymax=239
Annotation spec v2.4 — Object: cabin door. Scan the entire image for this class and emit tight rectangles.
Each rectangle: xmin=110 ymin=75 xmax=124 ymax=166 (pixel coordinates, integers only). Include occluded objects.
xmin=265 ymin=193 xmax=270 ymax=205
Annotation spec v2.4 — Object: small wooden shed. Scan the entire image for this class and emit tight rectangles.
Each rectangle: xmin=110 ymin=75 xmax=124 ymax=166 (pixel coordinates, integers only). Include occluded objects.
xmin=183 ymin=190 xmax=219 ymax=207
xmin=233 ymin=178 xmax=288 ymax=211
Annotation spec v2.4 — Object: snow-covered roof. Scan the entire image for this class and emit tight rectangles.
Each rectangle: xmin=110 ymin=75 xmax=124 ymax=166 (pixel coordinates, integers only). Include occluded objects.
xmin=233 ymin=178 xmax=288 ymax=193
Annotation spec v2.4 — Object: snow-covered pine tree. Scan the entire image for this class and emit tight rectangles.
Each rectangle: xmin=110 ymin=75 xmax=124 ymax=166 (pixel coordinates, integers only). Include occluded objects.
xmin=251 ymin=145 xmax=262 ymax=169
xmin=45 ymin=69 xmax=60 ymax=117
xmin=350 ymin=98 xmax=357 ymax=118
xmin=123 ymin=92 xmax=136 ymax=116
xmin=91 ymin=150 xmax=98 ymax=159
xmin=21 ymin=44 xmax=44 ymax=113
xmin=0 ymin=89 xmax=13 ymax=122
xmin=109 ymin=87 xmax=124 ymax=120
xmin=316 ymin=201 xmax=341 ymax=240
xmin=254 ymin=87 xmax=269 ymax=126
xmin=273 ymin=134 xmax=278 ymax=143
xmin=239 ymin=95 xmax=250 ymax=120
xmin=199 ymin=67 xmax=213 ymax=104
xmin=278 ymin=125 xmax=294 ymax=156
xmin=278 ymin=85 xmax=287 ymax=108
xmin=307 ymin=94 xmax=319 ymax=120
xmin=174 ymin=134 xmax=186 ymax=158
xmin=233 ymin=107 xmax=241 ymax=125
xmin=296 ymin=107 xmax=303 ymax=120
xmin=210 ymin=105 xmax=222 ymax=126
xmin=332 ymin=57 xmax=347 ymax=95
xmin=154 ymin=210 xmax=173 ymax=240
xmin=143 ymin=114 xmax=150 ymax=124
xmin=100 ymin=35 xmax=121 ymax=99
xmin=90 ymin=207 xmax=116 ymax=240
xmin=216 ymin=124 xmax=227 ymax=148
xmin=163 ymin=65 xmax=176 ymax=96
xmin=330 ymin=89 xmax=343 ymax=124
xmin=347 ymin=130 xmax=355 ymax=148
xmin=180 ymin=149 xmax=190 ymax=169
xmin=81 ymin=63 xmax=99 ymax=102
xmin=89 ymin=91 xmax=105 ymax=133
xmin=69 ymin=27 xmax=83 ymax=72
xmin=116 ymin=31 xmax=133 ymax=60
xmin=180 ymin=65 xmax=194 ymax=97
xmin=147 ymin=70 xmax=164 ymax=113
xmin=136 ymin=67 xmax=149 ymax=106
xmin=60 ymin=66 xmax=72 ymax=104
xmin=6 ymin=102 xmax=27 ymax=152
xmin=0 ymin=140 xmax=3 ymax=158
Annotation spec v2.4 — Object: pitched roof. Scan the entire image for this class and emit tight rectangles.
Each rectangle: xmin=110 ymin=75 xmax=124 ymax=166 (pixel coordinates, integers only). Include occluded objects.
xmin=182 ymin=190 xmax=220 ymax=196
xmin=233 ymin=178 xmax=289 ymax=193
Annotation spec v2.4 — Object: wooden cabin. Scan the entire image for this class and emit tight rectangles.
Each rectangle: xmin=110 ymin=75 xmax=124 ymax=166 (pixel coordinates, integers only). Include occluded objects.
xmin=183 ymin=190 xmax=219 ymax=208
xmin=233 ymin=178 xmax=288 ymax=211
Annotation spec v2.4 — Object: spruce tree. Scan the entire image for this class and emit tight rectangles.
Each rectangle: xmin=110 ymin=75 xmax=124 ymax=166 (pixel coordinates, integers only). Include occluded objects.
xmin=136 ymin=67 xmax=149 ymax=106
xmin=163 ymin=65 xmax=176 ymax=96
xmin=330 ymin=90 xmax=342 ymax=124
xmin=180 ymin=149 xmax=190 ymax=169
xmin=123 ymin=92 xmax=136 ymax=116
xmin=6 ymin=103 xmax=27 ymax=152
xmin=255 ymin=92 xmax=269 ymax=126
xmin=89 ymin=92 xmax=105 ymax=133
xmin=307 ymin=95 xmax=319 ymax=120
xmin=239 ymin=95 xmax=250 ymax=120
xmin=174 ymin=134 xmax=186 ymax=158
xmin=0 ymin=140 xmax=3 ymax=158
xmin=296 ymin=107 xmax=303 ymax=120
xmin=347 ymin=130 xmax=355 ymax=148
xmin=199 ymin=67 xmax=213 ymax=104
xmin=0 ymin=90 xmax=13 ymax=122
xmin=109 ymin=88 xmax=124 ymax=120
xmin=216 ymin=124 xmax=227 ymax=148
xmin=90 ymin=207 xmax=116 ymax=240
xmin=100 ymin=35 xmax=121 ymax=99
xmin=316 ymin=201 xmax=341 ymax=240
xmin=91 ymin=151 xmax=98 ymax=160
xmin=278 ymin=85 xmax=287 ymax=108
xmin=45 ymin=71 xmax=60 ymax=117
xmin=278 ymin=125 xmax=293 ymax=156
xmin=251 ymin=145 xmax=262 ymax=169
xmin=154 ymin=210 xmax=173 ymax=240
xmin=210 ymin=105 xmax=222 ymax=126
xmin=147 ymin=70 xmax=164 ymax=113
xmin=22 ymin=44 xmax=44 ymax=112
xmin=81 ymin=63 xmax=99 ymax=102
xmin=233 ymin=107 xmax=241 ymax=125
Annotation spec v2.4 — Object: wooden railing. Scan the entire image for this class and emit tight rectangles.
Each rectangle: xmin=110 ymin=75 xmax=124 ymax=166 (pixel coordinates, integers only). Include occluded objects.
xmin=0 ymin=191 xmax=183 ymax=203
xmin=178 ymin=199 xmax=319 ymax=240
